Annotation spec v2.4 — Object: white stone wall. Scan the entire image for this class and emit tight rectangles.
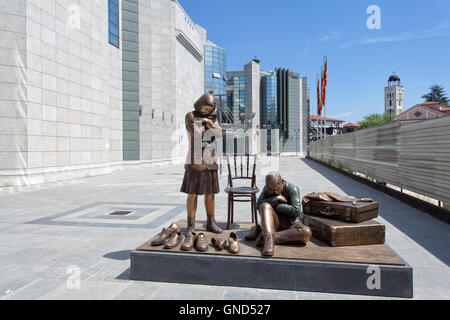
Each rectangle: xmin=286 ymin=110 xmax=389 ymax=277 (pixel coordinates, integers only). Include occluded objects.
xmin=173 ymin=39 xmax=203 ymax=159
xmin=138 ymin=0 xmax=152 ymax=161
xmin=139 ymin=0 xmax=176 ymax=161
xmin=139 ymin=0 xmax=204 ymax=162
xmin=0 ymin=0 xmax=27 ymax=179
xmin=0 ymin=0 xmax=123 ymax=186
xmin=1 ymin=0 xmax=206 ymax=187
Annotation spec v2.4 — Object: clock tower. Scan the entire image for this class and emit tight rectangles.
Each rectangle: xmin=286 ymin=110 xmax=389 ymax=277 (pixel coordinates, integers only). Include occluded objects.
xmin=384 ymin=73 xmax=404 ymax=116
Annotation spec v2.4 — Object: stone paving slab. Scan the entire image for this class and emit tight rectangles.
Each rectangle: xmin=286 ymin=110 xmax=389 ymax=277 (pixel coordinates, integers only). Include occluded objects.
xmin=0 ymin=157 xmax=448 ymax=300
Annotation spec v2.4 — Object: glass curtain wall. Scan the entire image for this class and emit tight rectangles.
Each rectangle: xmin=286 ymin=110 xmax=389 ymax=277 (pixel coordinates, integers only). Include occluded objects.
xmin=204 ymin=45 xmax=227 ymax=95
xmin=227 ymin=76 xmax=246 ymax=123
xmin=260 ymin=75 xmax=278 ymax=127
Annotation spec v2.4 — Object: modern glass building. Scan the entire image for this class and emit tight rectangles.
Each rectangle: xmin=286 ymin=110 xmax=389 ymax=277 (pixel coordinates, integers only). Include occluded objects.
xmin=260 ymin=74 xmax=278 ymax=127
xmin=204 ymin=41 xmax=227 ymax=96
xmin=226 ymin=75 xmax=246 ymax=122
xmin=227 ymin=60 xmax=309 ymax=155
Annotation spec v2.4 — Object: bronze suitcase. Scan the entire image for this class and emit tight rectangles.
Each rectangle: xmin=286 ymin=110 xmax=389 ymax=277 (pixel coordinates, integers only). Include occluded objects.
xmin=302 ymin=214 xmax=385 ymax=247
xmin=302 ymin=200 xmax=379 ymax=223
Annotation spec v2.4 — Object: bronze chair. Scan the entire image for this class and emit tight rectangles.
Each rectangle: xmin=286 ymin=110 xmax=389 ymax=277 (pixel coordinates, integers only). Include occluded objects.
xmin=225 ymin=154 xmax=259 ymax=230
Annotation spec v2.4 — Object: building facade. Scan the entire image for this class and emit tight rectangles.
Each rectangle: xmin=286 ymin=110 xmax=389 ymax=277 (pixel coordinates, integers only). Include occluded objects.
xmin=204 ymin=41 xmax=227 ymax=96
xmin=260 ymin=73 xmax=278 ymax=127
xmin=394 ymin=101 xmax=450 ymax=122
xmin=343 ymin=123 xmax=360 ymax=133
xmin=310 ymin=116 xmax=345 ymax=137
xmin=275 ymin=68 xmax=308 ymax=155
xmin=384 ymin=74 xmax=404 ymax=116
xmin=226 ymin=71 xmax=247 ymax=123
xmin=226 ymin=61 xmax=308 ymax=156
xmin=0 ymin=0 xmax=208 ymax=187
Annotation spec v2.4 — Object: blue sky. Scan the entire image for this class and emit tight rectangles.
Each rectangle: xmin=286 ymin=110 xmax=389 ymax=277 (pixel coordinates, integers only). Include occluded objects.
xmin=178 ymin=0 xmax=450 ymax=124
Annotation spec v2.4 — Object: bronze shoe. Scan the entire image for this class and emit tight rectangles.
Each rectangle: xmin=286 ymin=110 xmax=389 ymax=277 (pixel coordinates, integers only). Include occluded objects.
xmin=195 ymin=233 xmax=208 ymax=252
xmin=181 ymin=232 xmax=196 ymax=251
xmin=206 ymin=216 xmax=223 ymax=234
xmin=262 ymin=233 xmax=274 ymax=257
xmin=187 ymin=217 xmax=195 ymax=234
xmin=164 ymin=232 xmax=183 ymax=249
xmin=273 ymin=225 xmax=312 ymax=245
xmin=150 ymin=222 xmax=180 ymax=246
xmin=211 ymin=237 xmax=227 ymax=251
xmin=256 ymin=232 xmax=264 ymax=247
xmin=228 ymin=232 xmax=240 ymax=254
xmin=245 ymin=225 xmax=262 ymax=241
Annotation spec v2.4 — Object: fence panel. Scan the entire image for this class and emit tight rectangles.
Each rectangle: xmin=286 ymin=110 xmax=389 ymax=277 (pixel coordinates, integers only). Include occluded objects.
xmin=309 ymin=117 xmax=450 ymax=203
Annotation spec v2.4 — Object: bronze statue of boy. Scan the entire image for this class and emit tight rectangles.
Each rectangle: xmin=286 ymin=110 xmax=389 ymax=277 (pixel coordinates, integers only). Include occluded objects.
xmin=246 ymin=171 xmax=312 ymax=257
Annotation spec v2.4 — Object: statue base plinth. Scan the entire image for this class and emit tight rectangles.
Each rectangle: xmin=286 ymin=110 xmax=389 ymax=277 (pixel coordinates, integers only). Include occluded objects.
xmin=131 ymin=220 xmax=413 ymax=298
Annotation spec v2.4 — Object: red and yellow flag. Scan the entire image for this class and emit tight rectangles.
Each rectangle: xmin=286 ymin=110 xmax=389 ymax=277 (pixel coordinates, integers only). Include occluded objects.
xmin=321 ymin=57 xmax=328 ymax=107
xmin=317 ymin=77 xmax=322 ymax=116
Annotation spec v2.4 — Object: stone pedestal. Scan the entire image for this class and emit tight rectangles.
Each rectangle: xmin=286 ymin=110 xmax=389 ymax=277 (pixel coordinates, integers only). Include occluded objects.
xmin=131 ymin=220 xmax=413 ymax=298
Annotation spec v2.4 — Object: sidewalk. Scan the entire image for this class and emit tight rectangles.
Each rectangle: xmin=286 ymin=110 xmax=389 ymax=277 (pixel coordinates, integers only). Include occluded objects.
xmin=0 ymin=157 xmax=449 ymax=300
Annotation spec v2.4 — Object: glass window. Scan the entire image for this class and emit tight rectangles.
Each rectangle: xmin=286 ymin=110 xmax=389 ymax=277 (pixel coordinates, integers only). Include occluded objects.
xmin=108 ymin=0 xmax=119 ymax=48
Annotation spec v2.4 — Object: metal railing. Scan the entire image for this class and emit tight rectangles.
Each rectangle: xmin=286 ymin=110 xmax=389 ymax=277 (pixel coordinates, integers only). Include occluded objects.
xmin=309 ymin=116 xmax=450 ymax=204
xmin=309 ymin=120 xmax=320 ymax=141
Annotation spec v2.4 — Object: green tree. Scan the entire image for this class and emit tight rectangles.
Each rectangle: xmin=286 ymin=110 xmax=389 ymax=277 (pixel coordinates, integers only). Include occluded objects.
xmin=422 ymin=85 xmax=448 ymax=106
xmin=357 ymin=113 xmax=395 ymax=130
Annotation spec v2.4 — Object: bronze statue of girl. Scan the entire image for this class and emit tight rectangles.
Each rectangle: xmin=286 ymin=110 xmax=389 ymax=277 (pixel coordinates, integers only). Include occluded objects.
xmin=180 ymin=94 xmax=223 ymax=248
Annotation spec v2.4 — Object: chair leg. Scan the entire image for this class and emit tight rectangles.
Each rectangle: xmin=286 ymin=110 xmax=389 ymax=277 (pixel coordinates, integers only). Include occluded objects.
xmin=230 ymin=195 xmax=234 ymax=226
xmin=227 ymin=194 xmax=231 ymax=230
xmin=251 ymin=197 xmax=255 ymax=223
xmin=253 ymin=196 xmax=258 ymax=226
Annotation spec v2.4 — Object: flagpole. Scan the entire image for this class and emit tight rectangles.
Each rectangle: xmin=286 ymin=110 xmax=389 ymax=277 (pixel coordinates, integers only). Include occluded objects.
xmin=321 ymin=66 xmax=324 ymax=140
xmin=322 ymin=112 xmax=325 ymax=140
xmin=316 ymin=74 xmax=319 ymax=142
xmin=323 ymin=56 xmax=328 ymax=139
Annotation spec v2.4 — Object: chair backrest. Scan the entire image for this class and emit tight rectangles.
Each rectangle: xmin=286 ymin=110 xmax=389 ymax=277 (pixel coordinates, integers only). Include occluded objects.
xmin=226 ymin=154 xmax=257 ymax=188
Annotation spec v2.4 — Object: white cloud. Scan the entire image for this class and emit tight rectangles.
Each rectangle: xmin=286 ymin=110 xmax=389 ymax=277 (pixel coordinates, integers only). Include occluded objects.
xmin=340 ymin=23 xmax=450 ymax=48
xmin=320 ymin=31 xmax=342 ymax=43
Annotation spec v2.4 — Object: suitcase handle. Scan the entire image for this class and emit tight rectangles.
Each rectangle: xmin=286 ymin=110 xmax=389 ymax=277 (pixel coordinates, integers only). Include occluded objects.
xmin=319 ymin=209 xmax=338 ymax=217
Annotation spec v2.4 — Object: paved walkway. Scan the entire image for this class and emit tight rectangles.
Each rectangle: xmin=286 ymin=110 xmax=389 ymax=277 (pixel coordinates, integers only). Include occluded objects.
xmin=0 ymin=157 xmax=449 ymax=300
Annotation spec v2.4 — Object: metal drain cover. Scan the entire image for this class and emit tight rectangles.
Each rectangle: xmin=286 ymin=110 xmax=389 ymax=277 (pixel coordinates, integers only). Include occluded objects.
xmin=108 ymin=211 xmax=134 ymax=216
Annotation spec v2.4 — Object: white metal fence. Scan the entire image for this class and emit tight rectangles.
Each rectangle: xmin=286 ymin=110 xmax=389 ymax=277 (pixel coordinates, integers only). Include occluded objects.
xmin=309 ymin=116 xmax=450 ymax=204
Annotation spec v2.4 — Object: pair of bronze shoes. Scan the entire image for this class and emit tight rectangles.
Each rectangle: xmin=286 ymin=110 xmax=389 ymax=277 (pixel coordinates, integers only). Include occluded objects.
xmin=181 ymin=232 xmax=208 ymax=252
xmin=211 ymin=232 xmax=240 ymax=254
xmin=150 ymin=222 xmax=183 ymax=250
